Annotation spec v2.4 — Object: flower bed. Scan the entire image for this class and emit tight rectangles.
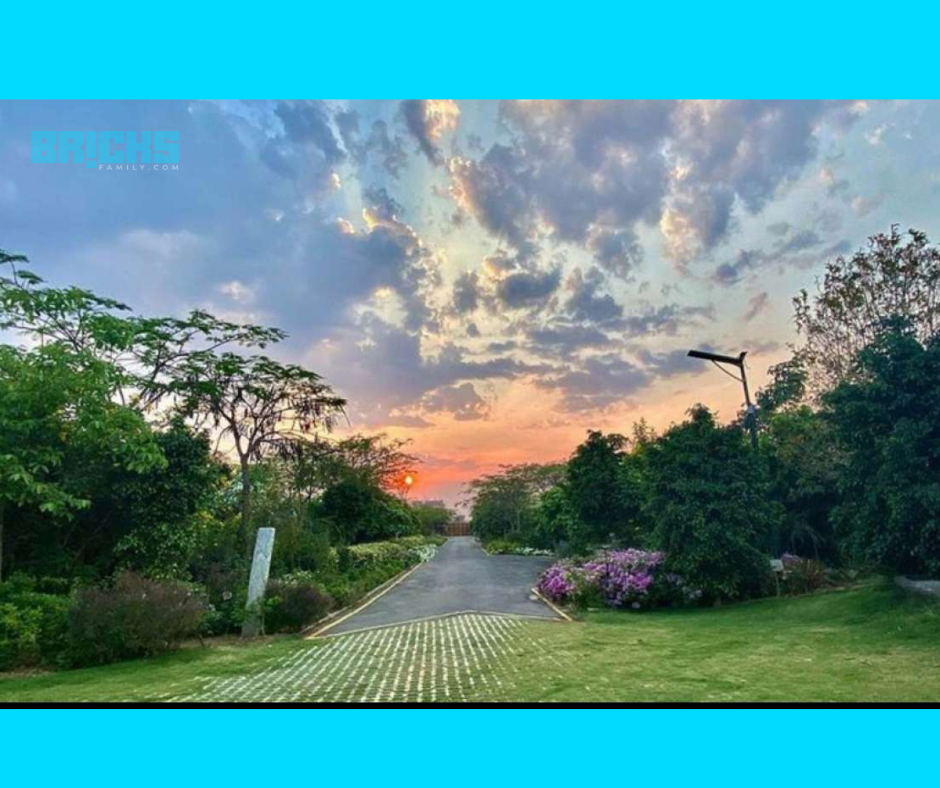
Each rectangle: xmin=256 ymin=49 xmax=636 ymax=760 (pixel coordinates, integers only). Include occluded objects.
xmin=538 ymin=549 xmax=701 ymax=610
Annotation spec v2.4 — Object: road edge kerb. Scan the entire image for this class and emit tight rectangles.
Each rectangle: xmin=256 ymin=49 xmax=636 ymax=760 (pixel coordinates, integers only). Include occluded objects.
xmin=531 ymin=586 xmax=573 ymax=621
xmin=305 ymin=560 xmax=427 ymax=638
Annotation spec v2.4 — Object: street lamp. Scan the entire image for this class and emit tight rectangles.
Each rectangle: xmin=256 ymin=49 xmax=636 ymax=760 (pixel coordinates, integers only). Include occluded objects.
xmin=687 ymin=348 xmax=759 ymax=449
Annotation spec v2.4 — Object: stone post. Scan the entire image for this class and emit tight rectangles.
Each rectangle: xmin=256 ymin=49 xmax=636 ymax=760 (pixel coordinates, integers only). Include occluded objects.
xmin=241 ymin=527 xmax=276 ymax=638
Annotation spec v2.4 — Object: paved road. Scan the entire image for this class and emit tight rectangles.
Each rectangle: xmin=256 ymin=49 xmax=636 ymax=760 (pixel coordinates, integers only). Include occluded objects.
xmin=322 ymin=537 xmax=559 ymax=635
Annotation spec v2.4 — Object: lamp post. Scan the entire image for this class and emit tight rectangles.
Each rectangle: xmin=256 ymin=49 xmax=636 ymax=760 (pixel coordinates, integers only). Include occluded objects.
xmin=687 ymin=349 xmax=759 ymax=450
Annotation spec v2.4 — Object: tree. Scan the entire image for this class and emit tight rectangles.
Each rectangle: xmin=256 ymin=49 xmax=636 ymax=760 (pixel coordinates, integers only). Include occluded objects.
xmin=824 ymin=320 xmax=940 ymax=575
xmin=1 ymin=248 xmax=283 ymax=412
xmin=761 ymin=406 xmax=841 ymax=560
xmin=645 ymin=406 xmax=779 ymax=602
xmin=318 ymin=476 xmax=418 ymax=544
xmin=466 ymin=464 xmax=564 ymax=544
xmin=283 ymin=433 xmax=418 ymax=502
xmin=170 ymin=352 xmax=346 ymax=532
xmin=107 ymin=420 xmax=230 ymax=578
xmin=411 ymin=501 xmax=451 ymax=535
xmin=566 ymin=431 xmax=643 ymax=545
xmin=0 ymin=344 xmax=164 ymax=578
xmin=794 ymin=226 xmax=940 ymax=396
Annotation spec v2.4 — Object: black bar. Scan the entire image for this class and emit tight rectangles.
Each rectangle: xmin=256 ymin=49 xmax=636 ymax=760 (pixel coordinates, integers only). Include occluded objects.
xmin=687 ymin=349 xmax=743 ymax=366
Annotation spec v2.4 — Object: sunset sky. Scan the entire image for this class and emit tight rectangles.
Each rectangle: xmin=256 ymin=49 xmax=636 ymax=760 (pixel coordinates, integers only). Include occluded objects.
xmin=2 ymin=100 xmax=939 ymax=504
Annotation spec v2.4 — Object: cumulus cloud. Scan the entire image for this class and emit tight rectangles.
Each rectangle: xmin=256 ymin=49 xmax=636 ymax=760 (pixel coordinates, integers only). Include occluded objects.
xmin=311 ymin=315 xmax=550 ymax=425
xmin=713 ymin=225 xmax=849 ymax=286
xmin=494 ymin=266 xmax=561 ymax=309
xmin=451 ymin=271 xmax=480 ymax=314
xmin=536 ymin=354 xmax=651 ymax=411
xmin=400 ymin=100 xmax=460 ymax=165
xmin=421 ymin=382 xmax=490 ymax=421
xmin=447 ymin=100 xmax=859 ymax=270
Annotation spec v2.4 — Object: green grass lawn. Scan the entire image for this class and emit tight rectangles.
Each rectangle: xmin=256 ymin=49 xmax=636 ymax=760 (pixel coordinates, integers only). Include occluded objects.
xmin=2 ymin=580 xmax=939 ymax=702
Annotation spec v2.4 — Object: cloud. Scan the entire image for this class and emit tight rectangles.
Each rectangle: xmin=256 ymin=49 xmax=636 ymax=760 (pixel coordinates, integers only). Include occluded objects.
xmin=452 ymin=271 xmax=481 ymax=314
xmin=494 ymin=266 xmax=561 ymax=309
xmin=743 ymin=291 xmax=770 ymax=322
xmin=336 ymin=111 xmax=408 ymax=177
xmin=525 ymin=320 xmax=612 ymax=357
xmin=447 ymin=100 xmax=858 ymax=269
xmin=852 ymin=193 xmax=884 ymax=217
xmin=712 ymin=225 xmax=847 ymax=286
xmin=536 ymin=354 xmax=652 ymax=411
xmin=564 ymin=268 xmax=623 ymax=323
xmin=400 ymin=100 xmax=460 ymax=165
xmin=421 ymin=382 xmax=490 ymax=421
xmin=311 ymin=315 xmax=550 ymax=425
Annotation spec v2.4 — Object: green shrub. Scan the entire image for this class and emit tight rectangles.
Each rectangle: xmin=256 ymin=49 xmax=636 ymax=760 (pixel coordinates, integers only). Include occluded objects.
xmin=197 ymin=563 xmax=248 ymax=636
xmin=781 ymin=555 xmax=830 ymax=595
xmin=645 ymin=406 xmax=779 ymax=602
xmin=67 ymin=573 xmax=207 ymax=667
xmin=0 ymin=588 xmax=70 ymax=670
xmin=264 ymin=576 xmax=333 ymax=633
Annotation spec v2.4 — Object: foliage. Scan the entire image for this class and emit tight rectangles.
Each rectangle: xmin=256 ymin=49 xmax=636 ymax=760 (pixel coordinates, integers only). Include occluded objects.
xmin=170 ymin=351 xmax=347 ymax=531
xmin=104 ymin=421 xmax=230 ymax=579
xmin=67 ymin=573 xmax=206 ymax=667
xmin=794 ymin=226 xmax=940 ymax=396
xmin=534 ymin=486 xmax=585 ymax=551
xmin=0 ymin=584 xmax=71 ymax=670
xmin=0 ymin=342 xmax=165 ymax=578
xmin=285 ymin=434 xmax=418 ymax=497
xmin=0 ymin=248 xmax=284 ymax=411
xmin=318 ymin=476 xmax=419 ymax=544
xmin=780 ymin=554 xmax=829 ymax=595
xmin=538 ymin=550 xmax=701 ymax=610
xmin=467 ymin=463 xmax=564 ymax=544
xmin=411 ymin=501 xmax=452 ymax=535
xmin=760 ymin=407 xmax=841 ymax=560
xmin=824 ymin=321 xmax=940 ymax=576
xmin=482 ymin=538 xmax=552 ymax=556
xmin=566 ymin=431 xmax=643 ymax=545
xmin=756 ymin=357 xmax=808 ymax=415
xmin=316 ymin=536 xmax=441 ymax=608
xmin=644 ymin=406 xmax=778 ymax=602
xmin=264 ymin=577 xmax=333 ymax=633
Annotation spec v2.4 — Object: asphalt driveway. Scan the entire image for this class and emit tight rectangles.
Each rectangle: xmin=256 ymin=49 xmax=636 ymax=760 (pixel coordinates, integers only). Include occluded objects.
xmin=320 ymin=536 xmax=559 ymax=635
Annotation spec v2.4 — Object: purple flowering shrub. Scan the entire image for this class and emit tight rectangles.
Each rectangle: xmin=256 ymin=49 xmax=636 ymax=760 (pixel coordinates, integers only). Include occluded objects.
xmin=538 ymin=549 xmax=701 ymax=610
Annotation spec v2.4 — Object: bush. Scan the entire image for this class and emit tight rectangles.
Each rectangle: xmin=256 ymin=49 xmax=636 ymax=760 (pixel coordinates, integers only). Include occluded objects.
xmin=538 ymin=550 xmax=700 ymax=610
xmin=198 ymin=563 xmax=248 ymax=636
xmin=0 ymin=587 xmax=71 ymax=670
xmin=67 ymin=573 xmax=206 ymax=667
xmin=824 ymin=322 xmax=940 ymax=576
xmin=645 ymin=406 xmax=779 ymax=602
xmin=319 ymin=477 xmax=420 ymax=543
xmin=264 ymin=576 xmax=333 ymax=633
xmin=483 ymin=538 xmax=552 ymax=556
xmin=781 ymin=554 xmax=829 ymax=595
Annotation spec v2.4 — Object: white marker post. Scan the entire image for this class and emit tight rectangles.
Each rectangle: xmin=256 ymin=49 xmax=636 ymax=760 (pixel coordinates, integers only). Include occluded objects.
xmin=241 ymin=527 xmax=276 ymax=637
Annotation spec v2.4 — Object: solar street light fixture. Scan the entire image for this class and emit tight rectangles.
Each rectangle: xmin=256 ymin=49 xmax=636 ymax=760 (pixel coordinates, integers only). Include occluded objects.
xmin=687 ymin=349 xmax=759 ymax=449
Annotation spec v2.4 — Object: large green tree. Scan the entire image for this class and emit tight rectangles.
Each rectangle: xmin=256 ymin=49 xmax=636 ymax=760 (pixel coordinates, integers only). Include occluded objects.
xmin=566 ymin=431 xmax=644 ymax=545
xmin=794 ymin=226 xmax=940 ymax=396
xmin=824 ymin=320 xmax=940 ymax=575
xmin=645 ymin=406 xmax=779 ymax=602
xmin=0 ymin=344 xmax=164 ymax=578
xmin=169 ymin=352 xmax=346 ymax=532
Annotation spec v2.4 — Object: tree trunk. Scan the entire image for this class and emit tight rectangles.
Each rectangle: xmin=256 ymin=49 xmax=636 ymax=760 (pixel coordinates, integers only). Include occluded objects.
xmin=240 ymin=458 xmax=252 ymax=534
